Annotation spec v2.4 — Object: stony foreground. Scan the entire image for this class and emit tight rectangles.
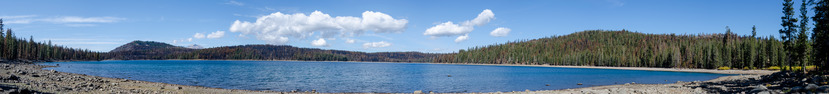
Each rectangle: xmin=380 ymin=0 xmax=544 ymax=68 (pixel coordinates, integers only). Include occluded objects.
xmin=0 ymin=63 xmax=288 ymax=94
xmin=511 ymin=75 xmax=753 ymax=94
xmin=512 ymin=71 xmax=829 ymax=94
xmin=0 ymin=62 xmax=819 ymax=94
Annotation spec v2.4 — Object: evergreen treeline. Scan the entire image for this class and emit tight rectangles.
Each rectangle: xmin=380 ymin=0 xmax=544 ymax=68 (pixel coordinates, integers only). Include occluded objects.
xmin=168 ymin=45 xmax=437 ymax=62
xmin=434 ymin=30 xmax=787 ymax=69
xmin=436 ymin=0 xmax=829 ymax=72
xmin=0 ymin=19 xmax=103 ymax=62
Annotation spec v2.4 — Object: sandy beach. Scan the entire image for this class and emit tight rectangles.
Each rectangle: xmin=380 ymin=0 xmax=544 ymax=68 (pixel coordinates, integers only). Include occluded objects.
xmin=0 ymin=62 xmax=778 ymax=94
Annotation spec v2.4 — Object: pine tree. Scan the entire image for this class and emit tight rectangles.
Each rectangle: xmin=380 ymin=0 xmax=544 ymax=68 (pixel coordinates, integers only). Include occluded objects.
xmin=796 ymin=0 xmax=811 ymax=72
xmin=753 ymin=25 xmax=758 ymax=38
xmin=6 ymin=29 xmax=15 ymax=60
xmin=813 ymin=0 xmax=829 ymax=72
xmin=0 ymin=19 xmax=4 ymax=60
xmin=723 ymin=26 xmax=733 ymax=68
xmin=782 ymin=0 xmax=799 ymax=71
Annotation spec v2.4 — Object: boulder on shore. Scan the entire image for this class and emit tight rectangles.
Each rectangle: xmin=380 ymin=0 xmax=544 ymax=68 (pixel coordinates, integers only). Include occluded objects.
xmin=806 ymin=84 xmax=819 ymax=90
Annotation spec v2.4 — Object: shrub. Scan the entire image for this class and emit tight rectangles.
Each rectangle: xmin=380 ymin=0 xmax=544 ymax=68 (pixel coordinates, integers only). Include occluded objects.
xmin=717 ymin=66 xmax=731 ymax=70
xmin=790 ymin=65 xmax=818 ymax=71
xmin=766 ymin=66 xmax=781 ymax=70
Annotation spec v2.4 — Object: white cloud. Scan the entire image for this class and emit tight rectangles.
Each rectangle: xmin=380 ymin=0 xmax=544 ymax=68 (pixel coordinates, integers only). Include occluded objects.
xmin=464 ymin=9 xmax=495 ymax=26
xmin=489 ymin=27 xmax=511 ymax=37
xmin=229 ymin=11 xmax=407 ymax=44
xmin=423 ymin=22 xmax=473 ymax=36
xmin=0 ymin=15 xmax=125 ymax=25
xmin=226 ymin=0 xmax=244 ymax=6
xmin=206 ymin=31 xmax=225 ymax=39
xmin=193 ymin=33 xmax=206 ymax=39
xmin=424 ymin=9 xmax=496 ymax=42
xmin=363 ymin=41 xmax=391 ymax=48
xmin=455 ymin=34 xmax=469 ymax=43
xmin=6 ymin=20 xmax=33 ymax=24
xmin=311 ymin=38 xmax=329 ymax=47
xmin=186 ymin=31 xmax=225 ymax=42
xmin=43 ymin=16 xmax=125 ymax=23
xmin=345 ymin=38 xmax=356 ymax=43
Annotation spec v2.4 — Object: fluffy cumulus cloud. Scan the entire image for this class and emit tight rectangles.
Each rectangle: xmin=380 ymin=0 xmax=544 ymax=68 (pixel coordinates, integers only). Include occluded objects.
xmin=193 ymin=31 xmax=225 ymax=39
xmin=464 ymin=9 xmax=495 ymax=26
xmin=423 ymin=22 xmax=473 ymax=36
xmin=489 ymin=27 xmax=511 ymax=37
xmin=424 ymin=9 xmax=495 ymax=42
xmin=177 ymin=31 xmax=225 ymax=44
xmin=229 ymin=11 xmax=408 ymax=44
xmin=193 ymin=33 xmax=206 ymax=39
xmin=206 ymin=31 xmax=225 ymax=39
xmin=455 ymin=34 xmax=469 ymax=43
xmin=311 ymin=38 xmax=328 ymax=47
xmin=363 ymin=41 xmax=391 ymax=48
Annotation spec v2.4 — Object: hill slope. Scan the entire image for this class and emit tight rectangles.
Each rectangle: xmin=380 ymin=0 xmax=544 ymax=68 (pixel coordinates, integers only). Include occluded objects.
xmin=108 ymin=40 xmax=196 ymax=59
xmin=107 ymin=41 xmax=440 ymax=62
xmin=435 ymin=30 xmax=786 ymax=69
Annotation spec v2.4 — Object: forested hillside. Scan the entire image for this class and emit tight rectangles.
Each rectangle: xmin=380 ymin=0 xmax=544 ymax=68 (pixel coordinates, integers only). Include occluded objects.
xmin=167 ymin=45 xmax=438 ymax=62
xmin=106 ymin=41 xmax=441 ymax=62
xmin=435 ymin=30 xmax=788 ymax=69
xmin=0 ymin=20 xmax=103 ymax=62
xmin=107 ymin=41 xmax=194 ymax=59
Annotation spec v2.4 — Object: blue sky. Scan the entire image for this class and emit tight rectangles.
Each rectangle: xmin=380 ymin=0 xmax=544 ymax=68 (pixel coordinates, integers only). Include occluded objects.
xmin=0 ymin=0 xmax=790 ymax=53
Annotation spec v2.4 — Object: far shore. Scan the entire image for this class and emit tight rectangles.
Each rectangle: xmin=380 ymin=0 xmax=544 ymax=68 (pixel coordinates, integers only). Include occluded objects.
xmin=93 ymin=59 xmax=778 ymax=75
xmin=27 ymin=60 xmax=780 ymax=93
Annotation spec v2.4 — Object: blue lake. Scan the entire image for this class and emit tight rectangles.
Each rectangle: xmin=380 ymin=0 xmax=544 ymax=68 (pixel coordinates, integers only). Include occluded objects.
xmin=39 ymin=60 xmax=731 ymax=93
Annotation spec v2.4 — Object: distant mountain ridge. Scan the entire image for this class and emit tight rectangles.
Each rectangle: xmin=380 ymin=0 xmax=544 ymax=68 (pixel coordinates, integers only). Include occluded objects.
xmin=186 ymin=44 xmax=204 ymax=49
xmin=106 ymin=40 xmax=441 ymax=62
xmin=108 ymin=40 xmax=195 ymax=59
xmin=110 ymin=41 xmax=189 ymax=52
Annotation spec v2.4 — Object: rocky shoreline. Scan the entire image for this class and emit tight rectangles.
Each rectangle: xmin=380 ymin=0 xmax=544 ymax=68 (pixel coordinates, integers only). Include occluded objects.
xmin=0 ymin=63 xmax=285 ymax=94
xmin=0 ymin=62 xmax=820 ymax=94
xmin=510 ymin=68 xmax=829 ymax=94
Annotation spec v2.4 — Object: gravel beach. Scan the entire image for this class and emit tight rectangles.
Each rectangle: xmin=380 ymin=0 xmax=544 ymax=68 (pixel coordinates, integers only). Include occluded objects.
xmin=504 ymin=67 xmax=776 ymax=94
xmin=0 ymin=63 xmax=288 ymax=94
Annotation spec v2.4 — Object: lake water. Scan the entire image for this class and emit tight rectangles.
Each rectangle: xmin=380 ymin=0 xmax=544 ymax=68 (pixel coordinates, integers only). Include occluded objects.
xmin=40 ymin=60 xmax=731 ymax=93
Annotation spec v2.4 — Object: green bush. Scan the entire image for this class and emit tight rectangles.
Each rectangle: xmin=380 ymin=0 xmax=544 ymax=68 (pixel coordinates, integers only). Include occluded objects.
xmin=766 ymin=66 xmax=781 ymax=70
xmin=717 ymin=66 xmax=731 ymax=70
